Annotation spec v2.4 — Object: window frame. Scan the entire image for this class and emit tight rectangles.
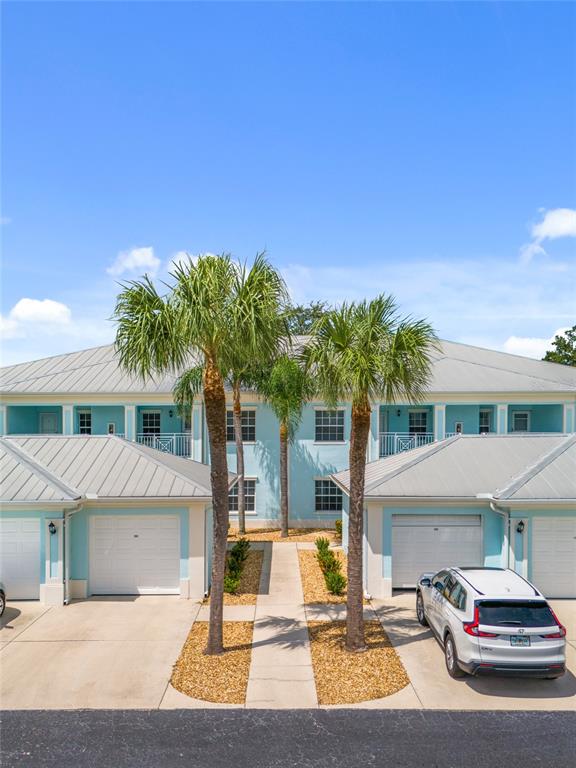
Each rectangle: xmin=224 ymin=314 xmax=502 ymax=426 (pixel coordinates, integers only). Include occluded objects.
xmin=78 ymin=409 xmax=92 ymax=435
xmin=314 ymin=409 xmax=345 ymax=443
xmin=314 ymin=479 xmax=343 ymax=513
xmin=479 ymin=409 xmax=492 ymax=434
xmin=511 ymin=411 xmax=530 ymax=433
xmin=142 ymin=410 xmax=161 ymax=435
xmin=226 ymin=409 xmax=256 ymax=443
xmin=228 ymin=478 xmax=256 ymax=513
xmin=408 ymin=409 xmax=428 ymax=435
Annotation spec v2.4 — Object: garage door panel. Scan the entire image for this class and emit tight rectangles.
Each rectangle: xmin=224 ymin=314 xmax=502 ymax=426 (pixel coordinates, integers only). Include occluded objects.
xmin=392 ymin=515 xmax=482 ymax=589
xmin=0 ymin=518 xmax=41 ymax=599
xmin=90 ymin=516 xmax=180 ymax=595
xmin=532 ymin=517 xmax=576 ymax=598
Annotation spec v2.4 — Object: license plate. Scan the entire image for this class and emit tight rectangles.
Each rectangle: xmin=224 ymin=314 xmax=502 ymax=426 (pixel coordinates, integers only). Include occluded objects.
xmin=510 ymin=635 xmax=530 ymax=647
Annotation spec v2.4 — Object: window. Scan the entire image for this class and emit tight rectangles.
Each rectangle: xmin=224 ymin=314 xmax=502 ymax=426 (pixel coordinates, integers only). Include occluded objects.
xmin=315 ymin=410 xmax=344 ymax=442
xmin=447 ymin=580 xmax=467 ymax=611
xmin=107 ymin=423 xmax=116 ymax=435
xmin=479 ymin=409 xmax=491 ymax=434
xmin=315 ymin=480 xmax=343 ymax=512
xmin=478 ymin=601 xmax=555 ymax=627
xmin=512 ymin=411 xmax=529 ymax=432
xmin=78 ymin=410 xmax=92 ymax=435
xmin=228 ymin=479 xmax=256 ymax=512
xmin=409 ymin=411 xmax=428 ymax=435
xmin=142 ymin=411 xmax=161 ymax=435
xmin=226 ymin=410 xmax=256 ymax=442
xmin=432 ymin=570 xmax=449 ymax=593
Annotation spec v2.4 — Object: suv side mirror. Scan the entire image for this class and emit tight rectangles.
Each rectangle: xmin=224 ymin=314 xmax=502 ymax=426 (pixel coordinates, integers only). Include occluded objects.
xmin=419 ymin=577 xmax=431 ymax=588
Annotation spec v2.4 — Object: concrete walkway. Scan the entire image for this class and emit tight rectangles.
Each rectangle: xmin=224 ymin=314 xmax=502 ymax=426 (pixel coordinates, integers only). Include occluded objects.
xmin=245 ymin=542 xmax=317 ymax=708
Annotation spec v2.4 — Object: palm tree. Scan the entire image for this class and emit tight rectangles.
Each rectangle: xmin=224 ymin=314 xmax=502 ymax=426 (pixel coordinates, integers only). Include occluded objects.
xmin=113 ymin=253 xmax=289 ymax=655
xmin=304 ymin=296 xmax=438 ymax=652
xmin=257 ymin=355 xmax=315 ymax=537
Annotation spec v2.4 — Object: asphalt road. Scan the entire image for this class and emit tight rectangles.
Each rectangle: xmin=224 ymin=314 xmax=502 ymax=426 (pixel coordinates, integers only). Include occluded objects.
xmin=2 ymin=710 xmax=575 ymax=768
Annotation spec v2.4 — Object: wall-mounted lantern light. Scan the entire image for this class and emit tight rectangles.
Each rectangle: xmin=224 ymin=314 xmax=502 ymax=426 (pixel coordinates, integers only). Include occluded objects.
xmin=169 ymin=409 xmax=174 ymax=418
xmin=516 ymin=520 xmax=525 ymax=534
xmin=396 ymin=409 xmax=401 ymax=417
xmin=48 ymin=521 xmax=57 ymax=536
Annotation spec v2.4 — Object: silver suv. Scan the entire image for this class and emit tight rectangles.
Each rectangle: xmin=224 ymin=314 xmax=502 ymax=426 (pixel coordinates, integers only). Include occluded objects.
xmin=416 ymin=567 xmax=566 ymax=679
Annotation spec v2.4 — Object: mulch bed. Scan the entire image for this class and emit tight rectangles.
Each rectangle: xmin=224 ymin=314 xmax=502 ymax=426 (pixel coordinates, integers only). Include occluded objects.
xmin=229 ymin=527 xmax=338 ymax=543
xmin=171 ymin=621 xmax=253 ymax=704
xmin=299 ymin=549 xmax=349 ymax=604
xmin=205 ymin=549 xmax=264 ymax=605
xmin=307 ymin=620 xmax=409 ymax=705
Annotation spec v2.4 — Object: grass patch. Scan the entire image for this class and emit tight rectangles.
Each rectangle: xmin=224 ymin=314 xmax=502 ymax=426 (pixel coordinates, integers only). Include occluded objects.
xmin=229 ymin=527 xmax=338 ymax=543
xmin=307 ymin=620 xmax=409 ymax=705
xmin=171 ymin=621 xmax=253 ymax=704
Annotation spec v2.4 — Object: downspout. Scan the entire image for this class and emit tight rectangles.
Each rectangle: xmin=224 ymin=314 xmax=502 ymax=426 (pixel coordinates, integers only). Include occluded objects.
xmin=477 ymin=493 xmax=510 ymax=569
xmin=63 ymin=503 xmax=83 ymax=605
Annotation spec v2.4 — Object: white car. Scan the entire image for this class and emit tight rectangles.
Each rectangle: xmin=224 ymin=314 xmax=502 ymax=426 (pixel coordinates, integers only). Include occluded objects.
xmin=416 ymin=567 xmax=566 ymax=679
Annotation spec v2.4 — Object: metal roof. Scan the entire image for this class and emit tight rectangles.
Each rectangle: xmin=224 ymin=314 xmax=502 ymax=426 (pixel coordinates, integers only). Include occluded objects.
xmin=0 ymin=435 xmax=223 ymax=503
xmin=331 ymin=434 xmax=576 ymax=502
xmin=1 ymin=338 xmax=574 ymax=395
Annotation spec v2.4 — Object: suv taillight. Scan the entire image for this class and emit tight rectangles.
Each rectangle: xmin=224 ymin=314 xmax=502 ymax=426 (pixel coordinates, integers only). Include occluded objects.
xmin=463 ymin=605 xmax=498 ymax=638
xmin=540 ymin=607 xmax=566 ymax=639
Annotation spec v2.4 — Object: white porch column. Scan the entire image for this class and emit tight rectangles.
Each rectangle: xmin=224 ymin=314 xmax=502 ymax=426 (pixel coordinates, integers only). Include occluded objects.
xmin=433 ymin=404 xmax=446 ymax=441
xmin=124 ymin=405 xmax=136 ymax=441
xmin=0 ymin=404 xmax=6 ymax=435
xmin=496 ymin=404 xmax=508 ymax=434
xmin=187 ymin=502 xmax=207 ymax=599
xmin=191 ymin=402 xmax=203 ymax=462
xmin=62 ymin=405 xmax=74 ymax=435
xmin=39 ymin=517 xmax=65 ymax=606
xmin=563 ymin=403 xmax=575 ymax=433
xmin=369 ymin=406 xmax=380 ymax=461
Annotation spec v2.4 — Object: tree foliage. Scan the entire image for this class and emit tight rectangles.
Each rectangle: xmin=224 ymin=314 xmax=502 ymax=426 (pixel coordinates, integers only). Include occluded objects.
xmin=543 ymin=326 xmax=576 ymax=367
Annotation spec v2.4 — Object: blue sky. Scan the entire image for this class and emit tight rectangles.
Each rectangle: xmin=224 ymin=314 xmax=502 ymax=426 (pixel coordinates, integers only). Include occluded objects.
xmin=2 ymin=1 xmax=575 ymax=365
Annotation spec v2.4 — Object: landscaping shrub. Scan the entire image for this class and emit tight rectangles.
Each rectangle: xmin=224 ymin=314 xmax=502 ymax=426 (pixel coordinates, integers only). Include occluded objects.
xmin=315 ymin=536 xmax=347 ymax=595
xmin=335 ymin=519 xmax=342 ymax=538
xmin=325 ymin=571 xmax=347 ymax=596
xmin=223 ymin=538 xmax=251 ymax=593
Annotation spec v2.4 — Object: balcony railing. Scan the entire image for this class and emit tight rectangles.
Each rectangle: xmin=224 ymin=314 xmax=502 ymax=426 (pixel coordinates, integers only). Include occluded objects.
xmin=379 ymin=432 xmax=436 ymax=457
xmin=136 ymin=432 xmax=192 ymax=457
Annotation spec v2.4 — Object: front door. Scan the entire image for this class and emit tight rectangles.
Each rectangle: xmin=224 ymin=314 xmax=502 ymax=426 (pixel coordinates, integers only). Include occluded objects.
xmin=39 ymin=412 xmax=59 ymax=433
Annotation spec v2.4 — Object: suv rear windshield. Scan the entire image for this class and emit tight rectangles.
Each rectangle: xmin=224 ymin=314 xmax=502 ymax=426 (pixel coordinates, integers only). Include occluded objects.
xmin=477 ymin=601 xmax=555 ymax=627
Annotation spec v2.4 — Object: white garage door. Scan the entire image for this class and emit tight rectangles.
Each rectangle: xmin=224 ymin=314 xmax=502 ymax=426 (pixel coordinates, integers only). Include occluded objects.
xmin=90 ymin=516 xmax=180 ymax=595
xmin=392 ymin=515 xmax=482 ymax=588
xmin=532 ymin=517 xmax=576 ymax=598
xmin=0 ymin=518 xmax=41 ymax=599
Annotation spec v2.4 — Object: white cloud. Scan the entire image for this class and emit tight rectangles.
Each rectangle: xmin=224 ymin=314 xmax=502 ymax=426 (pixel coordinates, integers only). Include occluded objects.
xmin=1 ymin=298 xmax=72 ymax=340
xmin=106 ymin=246 xmax=160 ymax=277
xmin=532 ymin=208 xmax=576 ymax=241
xmin=520 ymin=207 xmax=576 ymax=264
xmin=502 ymin=327 xmax=569 ymax=360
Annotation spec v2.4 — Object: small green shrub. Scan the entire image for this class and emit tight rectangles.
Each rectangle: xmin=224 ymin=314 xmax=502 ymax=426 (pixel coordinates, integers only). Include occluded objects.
xmin=335 ymin=519 xmax=342 ymax=538
xmin=315 ymin=536 xmax=330 ymax=553
xmin=232 ymin=538 xmax=250 ymax=561
xmin=325 ymin=571 xmax=347 ymax=595
xmin=223 ymin=574 xmax=241 ymax=594
xmin=317 ymin=549 xmax=342 ymax=575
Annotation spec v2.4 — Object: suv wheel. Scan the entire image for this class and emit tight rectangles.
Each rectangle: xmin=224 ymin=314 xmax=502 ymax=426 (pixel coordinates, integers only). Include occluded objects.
xmin=0 ymin=592 xmax=5 ymax=617
xmin=444 ymin=633 xmax=465 ymax=678
xmin=416 ymin=592 xmax=428 ymax=626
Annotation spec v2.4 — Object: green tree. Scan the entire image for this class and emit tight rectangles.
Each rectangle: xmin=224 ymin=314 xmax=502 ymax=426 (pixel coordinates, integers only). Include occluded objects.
xmin=543 ymin=326 xmax=576 ymax=366
xmin=113 ymin=253 xmax=289 ymax=654
xmin=287 ymin=301 xmax=330 ymax=335
xmin=257 ymin=355 xmax=315 ymax=537
xmin=303 ymin=297 xmax=438 ymax=652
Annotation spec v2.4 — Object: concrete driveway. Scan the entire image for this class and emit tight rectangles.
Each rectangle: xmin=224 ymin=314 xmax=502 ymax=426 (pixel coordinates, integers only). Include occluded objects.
xmin=374 ymin=593 xmax=576 ymax=711
xmin=0 ymin=597 xmax=200 ymax=709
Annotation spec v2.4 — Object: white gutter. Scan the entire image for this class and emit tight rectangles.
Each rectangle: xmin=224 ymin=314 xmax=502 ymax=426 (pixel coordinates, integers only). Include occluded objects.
xmin=477 ymin=494 xmax=511 ymax=568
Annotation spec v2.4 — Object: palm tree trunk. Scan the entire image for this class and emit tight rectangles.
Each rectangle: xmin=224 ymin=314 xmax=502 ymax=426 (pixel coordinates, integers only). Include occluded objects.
xmin=346 ymin=399 xmax=371 ymax=652
xmin=204 ymin=357 xmax=230 ymax=655
xmin=232 ymin=382 xmax=246 ymax=536
xmin=279 ymin=421 xmax=289 ymax=538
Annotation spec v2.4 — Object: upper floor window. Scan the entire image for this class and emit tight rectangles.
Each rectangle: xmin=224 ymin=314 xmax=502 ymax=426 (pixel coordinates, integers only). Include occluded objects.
xmin=315 ymin=410 xmax=344 ymax=442
xmin=479 ymin=409 xmax=491 ymax=434
xmin=142 ymin=411 xmax=161 ymax=435
xmin=229 ymin=478 xmax=256 ymax=512
xmin=512 ymin=411 xmax=529 ymax=432
xmin=315 ymin=479 xmax=343 ymax=512
xmin=408 ymin=410 xmax=428 ymax=435
xmin=226 ymin=410 xmax=256 ymax=442
xmin=78 ymin=410 xmax=92 ymax=435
